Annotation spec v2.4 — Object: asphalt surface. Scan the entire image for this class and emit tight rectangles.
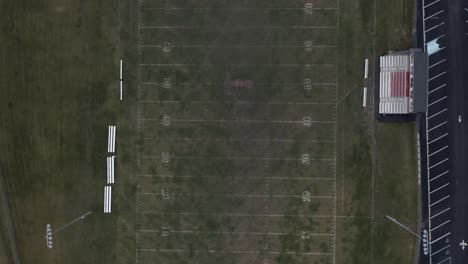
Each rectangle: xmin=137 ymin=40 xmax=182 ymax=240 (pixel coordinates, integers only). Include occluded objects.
xmin=447 ymin=0 xmax=468 ymax=262
xmin=418 ymin=0 xmax=468 ymax=263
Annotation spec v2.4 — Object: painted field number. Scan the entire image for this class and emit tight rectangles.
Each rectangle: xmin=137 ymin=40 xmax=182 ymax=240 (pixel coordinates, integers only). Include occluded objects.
xmin=301 ymin=154 xmax=310 ymax=165
xmin=302 ymin=116 xmax=312 ymax=127
xmin=303 ymin=78 xmax=312 ymax=91
xmin=304 ymin=41 xmax=313 ymax=52
xmin=162 ymin=114 xmax=171 ymax=127
xmin=162 ymin=42 xmax=172 ymax=53
xmin=161 ymin=188 xmax=170 ymax=199
xmin=161 ymin=152 xmax=170 ymax=163
xmin=302 ymin=191 xmax=311 ymax=202
xmin=304 ymin=3 xmax=314 ymax=14
xmin=161 ymin=226 xmax=170 ymax=237
xmin=162 ymin=78 xmax=172 ymax=89
xmin=301 ymin=230 xmax=311 ymax=239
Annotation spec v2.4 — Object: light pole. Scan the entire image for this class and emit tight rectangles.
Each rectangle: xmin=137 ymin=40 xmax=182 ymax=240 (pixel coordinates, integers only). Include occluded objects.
xmin=45 ymin=211 xmax=92 ymax=249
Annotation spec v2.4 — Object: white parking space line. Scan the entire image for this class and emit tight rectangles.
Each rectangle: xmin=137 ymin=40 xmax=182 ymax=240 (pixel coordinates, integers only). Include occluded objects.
xmin=430 ymin=195 xmax=450 ymax=207
xmin=428 ymin=108 xmax=447 ymax=120
xmin=428 ymin=133 xmax=448 ymax=144
xmin=431 ymin=244 xmax=450 ymax=256
xmin=430 ymin=183 xmax=449 ymax=194
xmin=424 ymin=0 xmax=440 ymax=9
xmin=428 ymin=46 xmax=446 ymax=56
xmin=431 ymin=220 xmax=451 ymax=232
xmin=428 ymin=84 xmax=447 ymax=94
xmin=428 ymin=96 xmax=447 ymax=107
xmin=429 ymin=59 xmax=446 ymax=69
xmin=436 ymin=257 xmax=451 ymax=264
xmin=425 ymin=22 xmax=444 ymax=33
xmin=430 ymin=170 xmax=449 ymax=182
xmin=427 ymin=34 xmax=445 ymax=43
xmin=429 ymin=71 xmax=446 ymax=82
xmin=430 ymin=207 xmax=450 ymax=219
xmin=428 ymin=145 xmax=448 ymax=157
xmin=428 ymin=121 xmax=447 ymax=132
xmin=425 ymin=10 xmax=444 ymax=20
xmin=429 ymin=158 xmax=448 ymax=170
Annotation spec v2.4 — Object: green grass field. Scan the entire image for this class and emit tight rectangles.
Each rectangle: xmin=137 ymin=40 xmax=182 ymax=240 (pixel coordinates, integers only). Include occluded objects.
xmin=0 ymin=0 xmax=418 ymax=263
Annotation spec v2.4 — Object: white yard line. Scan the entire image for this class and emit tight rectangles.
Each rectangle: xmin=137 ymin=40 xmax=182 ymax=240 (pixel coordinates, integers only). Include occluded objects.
xmin=137 ymin=230 xmax=334 ymax=236
xmin=140 ymin=25 xmax=337 ymax=29
xmin=138 ymin=193 xmax=335 ymax=199
xmin=140 ymin=118 xmax=335 ymax=124
xmin=143 ymin=137 xmax=335 ymax=143
xmin=139 ymin=155 xmax=335 ymax=161
xmin=141 ymin=44 xmax=338 ymax=48
xmin=138 ymin=248 xmax=334 ymax=255
xmin=139 ymin=174 xmax=335 ymax=180
xmin=139 ymin=100 xmax=335 ymax=105
xmin=139 ymin=63 xmax=336 ymax=67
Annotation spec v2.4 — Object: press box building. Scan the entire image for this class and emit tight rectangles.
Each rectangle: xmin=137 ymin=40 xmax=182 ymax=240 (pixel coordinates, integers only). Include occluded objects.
xmin=379 ymin=49 xmax=428 ymax=114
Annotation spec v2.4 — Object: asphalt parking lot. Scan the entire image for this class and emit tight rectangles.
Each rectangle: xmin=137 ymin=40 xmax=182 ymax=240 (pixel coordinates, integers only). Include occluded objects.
xmin=420 ymin=0 xmax=468 ymax=263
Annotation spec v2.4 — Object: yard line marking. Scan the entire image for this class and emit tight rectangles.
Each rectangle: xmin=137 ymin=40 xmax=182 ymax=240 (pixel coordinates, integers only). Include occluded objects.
xmin=425 ymin=22 xmax=444 ymax=33
xmin=140 ymin=7 xmax=338 ymax=11
xmin=138 ymin=212 xmax=338 ymax=218
xmin=430 ymin=183 xmax=449 ymax=194
xmin=430 ymin=195 xmax=449 ymax=207
xmin=428 ymin=145 xmax=448 ymax=157
xmin=424 ymin=0 xmax=440 ymax=9
xmin=137 ymin=230 xmax=334 ymax=236
xmin=141 ymin=44 xmax=338 ymax=48
xmin=139 ymin=100 xmax=336 ymax=105
xmin=428 ymin=133 xmax=447 ymax=144
xmin=428 ymin=71 xmax=446 ymax=82
xmin=138 ymin=193 xmax=335 ymax=199
xmin=431 ymin=244 xmax=450 ymax=256
xmin=139 ymin=155 xmax=335 ymax=161
xmin=429 ymin=158 xmax=448 ymax=170
xmin=430 ymin=207 xmax=450 ymax=219
xmin=140 ymin=118 xmax=335 ymax=124
xmin=143 ymin=138 xmax=336 ymax=143
xmin=140 ymin=81 xmax=337 ymax=86
xmin=429 ymin=59 xmax=446 ymax=69
xmin=424 ymin=10 xmax=444 ymax=20
xmin=428 ymin=121 xmax=447 ymax=132
xmin=428 ymin=84 xmax=447 ymax=94
xmin=430 ymin=170 xmax=449 ymax=182
xmin=139 ymin=63 xmax=336 ymax=67
xmin=430 ymin=219 xmax=451 ymax=232
xmin=139 ymin=174 xmax=335 ymax=180
xmin=140 ymin=25 xmax=337 ymax=29
xmin=428 ymin=96 xmax=447 ymax=107
xmin=427 ymin=108 xmax=447 ymax=120
xmin=138 ymin=249 xmax=334 ymax=255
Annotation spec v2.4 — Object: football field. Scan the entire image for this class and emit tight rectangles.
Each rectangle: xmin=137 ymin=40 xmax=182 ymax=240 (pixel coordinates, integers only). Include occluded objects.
xmin=135 ymin=0 xmax=339 ymax=263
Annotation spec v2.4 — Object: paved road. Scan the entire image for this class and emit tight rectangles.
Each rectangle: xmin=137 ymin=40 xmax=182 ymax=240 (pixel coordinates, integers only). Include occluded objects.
xmin=419 ymin=0 xmax=468 ymax=263
xmin=447 ymin=0 xmax=468 ymax=262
